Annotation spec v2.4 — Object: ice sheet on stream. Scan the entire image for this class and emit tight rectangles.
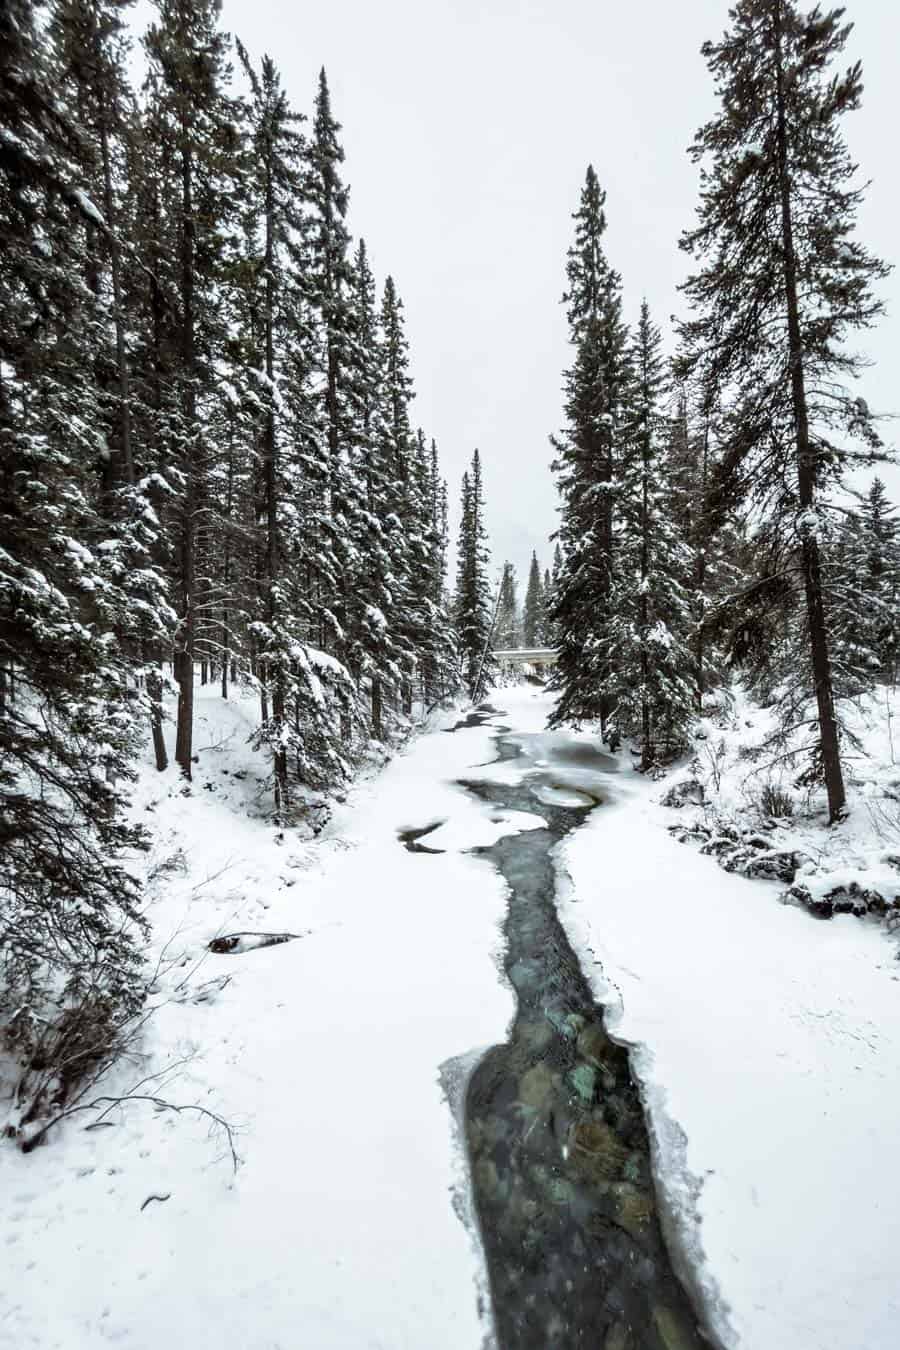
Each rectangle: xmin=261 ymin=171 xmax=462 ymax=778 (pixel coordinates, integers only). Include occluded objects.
xmin=424 ymin=809 xmax=547 ymax=851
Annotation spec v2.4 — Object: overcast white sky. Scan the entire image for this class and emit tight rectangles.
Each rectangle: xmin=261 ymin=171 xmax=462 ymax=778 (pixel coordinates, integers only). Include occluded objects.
xmin=213 ymin=1 xmax=899 ymax=590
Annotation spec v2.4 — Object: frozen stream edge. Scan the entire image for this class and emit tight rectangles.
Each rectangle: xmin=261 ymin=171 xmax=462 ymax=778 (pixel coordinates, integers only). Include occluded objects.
xmin=450 ymin=706 xmax=713 ymax=1350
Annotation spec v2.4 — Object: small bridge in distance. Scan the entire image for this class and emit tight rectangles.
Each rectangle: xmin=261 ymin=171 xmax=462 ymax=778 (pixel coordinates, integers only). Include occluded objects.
xmin=493 ymin=647 xmax=558 ymax=674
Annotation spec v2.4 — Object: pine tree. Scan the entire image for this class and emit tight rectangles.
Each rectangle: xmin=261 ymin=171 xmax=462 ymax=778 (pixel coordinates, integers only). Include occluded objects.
xmin=304 ymin=68 xmax=359 ymax=688
xmin=830 ymin=478 xmax=900 ymax=689
xmin=679 ymin=0 xmax=890 ymax=820
xmin=549 ymin=167 xmax=632 ymax=731
xmin=237 ymin=44 xmax=310 ymax=816
xmin=541 ymin=562 xmax=556 ymax=645
xmin=50 ymin=0 xmax=175 ymax=769
xmin=496 ymin=563 xmax=521 ymax=649
xmin=454 ymin=450 xmax=496 ymax=697
xmin=407 ymin=430 xmax=458 ymax=705
xmin=0 ymin=0 xmax=158 ymax=1116
xmin=376 ymin=275 xmax=417 ymax=712
xmin=345 ymin=239 xmax=404 ymax=736
xmin=144 ymin=0 xmax=241 ymax=779
xmin=665 ymin=385 xmax=743 ymax=713
xmin=859 ymin=479 xmax=900 ymax=681
xmin=602 ymin=302 xmax=695 ymax=765
xmin=523 ymin=551 xmax=544 ymax=647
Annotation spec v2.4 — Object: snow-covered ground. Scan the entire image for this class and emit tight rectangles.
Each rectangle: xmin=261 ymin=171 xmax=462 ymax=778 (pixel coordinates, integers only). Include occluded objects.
xmin=556 ymin=688 xmax=900 ymax=1350
xmin=667 ymin=684 xmax=900 ymax=917
xmin=3 ymin=681 xmax=900 ymax=1349
xmin=0 ymin=687 xmax=529 ymax=1350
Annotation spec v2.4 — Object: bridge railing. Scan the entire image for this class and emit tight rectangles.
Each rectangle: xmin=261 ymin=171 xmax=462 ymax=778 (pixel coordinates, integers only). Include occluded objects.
xmin=492 ymin=648 xmax=558 ymax=666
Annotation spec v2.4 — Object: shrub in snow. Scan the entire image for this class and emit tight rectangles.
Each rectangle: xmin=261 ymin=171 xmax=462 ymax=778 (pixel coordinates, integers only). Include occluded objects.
xmin=758 ymin=781 xmax=794 ymax=820
xmin=660 ymin=779 xmax=706 ymax=809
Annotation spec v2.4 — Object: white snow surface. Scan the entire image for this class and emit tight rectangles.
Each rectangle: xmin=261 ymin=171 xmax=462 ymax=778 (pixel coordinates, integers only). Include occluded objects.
xmin=555 ymin=707 xmax=900 ymax=1350
xmin=0 ymin=687 xmax=522 ymax=1350
xmin=4 ymin=682 xmax=900 ymax=1350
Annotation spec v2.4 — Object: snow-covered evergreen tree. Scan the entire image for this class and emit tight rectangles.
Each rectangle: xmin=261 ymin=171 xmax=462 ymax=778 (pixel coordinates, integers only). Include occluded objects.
xmin=143 ymin=0 xmax=242 ymax=778
xmin=679 ymin=0 xmax=890 ymax=819
xmin=601 ymin=303 xmax=695 ymax=764
xmin=523 ymin=552 xmax=544 ymax=647
xmin=830 ymin=478 xmax=900 ymax=690
xmin=540 ymin=561 xmax=556 ymax=645
xmin=496 ymin=563 xmax=521 ymax=649
xmin=549 ymin=167 xmax=632 ymax=731
xmin=454 ymin=451 xmax=496 ymax=697
xmin=0 ymin=0 xmax=166 ymax=1118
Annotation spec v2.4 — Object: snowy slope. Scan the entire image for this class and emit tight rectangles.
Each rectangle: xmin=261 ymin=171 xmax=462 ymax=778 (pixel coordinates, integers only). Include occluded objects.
xmin=0 ymin=687 xmax=525 ymax=1350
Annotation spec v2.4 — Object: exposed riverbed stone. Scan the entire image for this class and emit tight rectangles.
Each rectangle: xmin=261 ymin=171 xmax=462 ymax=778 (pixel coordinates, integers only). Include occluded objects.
xmin=604 ymin=1317 xmax=634 ymax=1350
xmin=569 ymin=1120 xmax=629 ymax=1181
xmin=545 ymin=1004 xmax=583 ymax=1039
xmin=653 ymin=1302 xmax=703 ymax=1350
xmin=610 ymin=1182 xmax=655 ymax=1240
xmin=518 ymin=1061 xmax=558 ymax=1111
xmin=474 ymin=1156 xmax=501 ymax=1199
xmin=576 ymin=1022 xmax=613 ymax=1067
xmin=604 ymin=1320 xmax=634 ymax=1350
xmin=567 ymin=1063 xmax=598 ymax=1103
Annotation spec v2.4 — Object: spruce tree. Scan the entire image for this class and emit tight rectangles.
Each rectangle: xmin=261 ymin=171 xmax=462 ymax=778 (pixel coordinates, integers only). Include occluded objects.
xmin=602 ymin=303 xmax=695 ymax=765
xmin=679 ymin=0 xmax=890 ymax=820
xmin=541 ymin=563 xmax=555 ymax=645
xmin=304 ymin=68 xmax=360 ymax=688
xmin=144 ymin=0 xmax=241 ymax=779
xmin=237 ymin=44 xmax=312 ymax=816
xmin=345 ymin=239 xmax=404 ymax=736
xmin=454 ymin=450 xmax=496 ymax=697
xmin=376 ymin=276 xmax=417 ymax=712
xmin=665 ymin=384 xmax=743 ymax=713
xmin=830 ymin=478 xmax=900 ymax=689
xmin=495 ymin=563 xmax=521 ymax=649
xmin=523 ymin=552 xmax=543 ymax=647
xmin=549 ymin=167 xmax=632 ymax=731
xmin=0 ymin=0 xmax=155 ymax=1113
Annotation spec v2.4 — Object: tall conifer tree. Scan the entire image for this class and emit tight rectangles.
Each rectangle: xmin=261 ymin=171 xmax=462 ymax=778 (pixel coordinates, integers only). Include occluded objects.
xmin=549 ymin=167 xmax=632 ymax=731
xmin=454 ymin=450 xmax=495 ymax=697
xmin=679 ymin=0 xmax=890 ymax=820
xmin=523 ymin=552 xmax=544 ymax=647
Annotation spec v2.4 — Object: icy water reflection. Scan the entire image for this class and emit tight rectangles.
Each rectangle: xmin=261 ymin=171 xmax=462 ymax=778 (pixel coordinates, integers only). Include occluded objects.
xmin=460 ymin=715 xmax=705 ymax=1350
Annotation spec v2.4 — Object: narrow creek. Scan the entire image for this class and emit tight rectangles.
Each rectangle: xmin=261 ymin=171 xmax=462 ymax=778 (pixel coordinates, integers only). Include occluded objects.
xmin=443 ymin=704 xmax=707 ymax=1350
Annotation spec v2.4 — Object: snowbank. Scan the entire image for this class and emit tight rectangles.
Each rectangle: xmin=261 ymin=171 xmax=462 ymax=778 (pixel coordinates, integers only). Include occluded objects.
xmin=560 ymin=763 xmax=900 ymax=1350
xmin=0 ymin=686 xmax=524 ymax=1350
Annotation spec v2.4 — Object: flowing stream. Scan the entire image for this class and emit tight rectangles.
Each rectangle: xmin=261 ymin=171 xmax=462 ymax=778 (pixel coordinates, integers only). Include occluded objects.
xmin=446 ymin=706 xmax=707 ymax=1350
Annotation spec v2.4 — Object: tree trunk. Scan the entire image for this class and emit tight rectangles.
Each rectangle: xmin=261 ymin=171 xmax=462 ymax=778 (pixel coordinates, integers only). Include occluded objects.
xmin=639 ymin=416 xmax=652 ymax=771
xmin=262 ymin=139 xmax=288 ymax=819
xmin=174 ymin=117 xmax=196 ymax=780
xmin=773 ymin=2 xmax=845 ymax=821
xmin=221 ymin=415 xmax=234 ymax=701
xmin=148 ymin=663 xmax=168 ymax=772
xmin=371 ymin=675 xmax=383 ymax=740
xmin=98 ymin=111 xmax=134 ymax=488
xmin=694 ymin=416 xmax=709 ymax=713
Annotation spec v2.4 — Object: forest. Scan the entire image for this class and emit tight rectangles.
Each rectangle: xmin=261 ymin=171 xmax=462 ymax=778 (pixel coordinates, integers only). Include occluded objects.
xmin=1 ymin=5 xmax=899 ymax=1339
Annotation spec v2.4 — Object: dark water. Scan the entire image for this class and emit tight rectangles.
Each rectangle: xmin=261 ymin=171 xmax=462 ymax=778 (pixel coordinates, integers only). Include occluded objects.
xmin=449 ymin=710 xmax=708 ymax=1350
